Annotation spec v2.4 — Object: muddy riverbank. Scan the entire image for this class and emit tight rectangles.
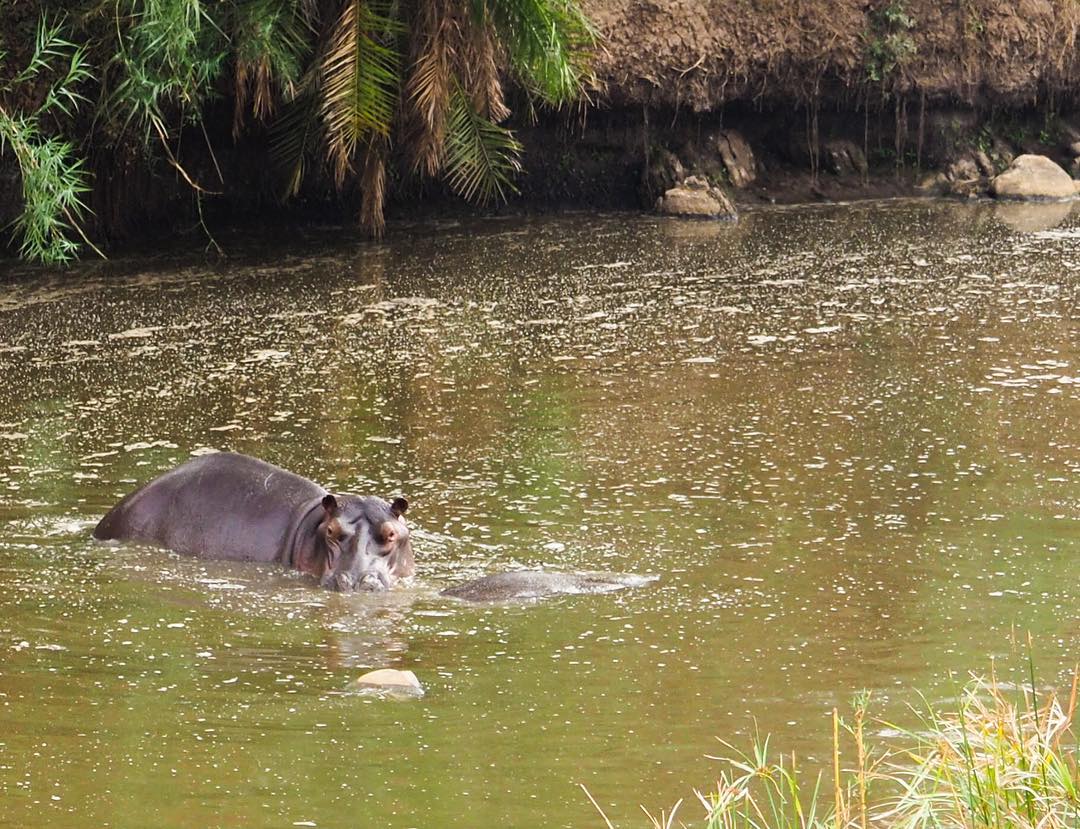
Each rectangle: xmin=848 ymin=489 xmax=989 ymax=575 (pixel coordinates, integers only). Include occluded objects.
xmin=3 ymin=0 xmax=1080 ymax=255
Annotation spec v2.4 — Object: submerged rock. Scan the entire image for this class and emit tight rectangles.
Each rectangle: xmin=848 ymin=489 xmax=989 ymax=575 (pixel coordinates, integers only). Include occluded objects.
xmin=441 ymin=570 xmax=658 ymax=602
xmin=656 ymin=176 xmax=736 ymax=219
xmin=353 ymin=669 xmax=424 ymax=698
xmin=991 ymin=154 xmax=1076 ymax=200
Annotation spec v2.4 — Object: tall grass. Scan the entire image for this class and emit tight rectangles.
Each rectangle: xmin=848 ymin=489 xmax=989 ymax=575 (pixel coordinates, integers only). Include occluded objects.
xmin=878 ymin=666 xmax=1079 ymax=829
xmin=588 ymin=660 xmax=1080 ymax=829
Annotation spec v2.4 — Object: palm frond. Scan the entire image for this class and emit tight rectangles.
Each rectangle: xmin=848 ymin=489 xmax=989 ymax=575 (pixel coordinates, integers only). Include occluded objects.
xmin=461 ymin=20 xmax=511 ymax=121
xmin=268 ymin=81 xmax=321 ymax=199
xmin=443 ymin=83 xmax=521 ymax=204
xmin=359 ymin=137 xmax=388 ymax=237
xmin=232 ymin=0 xmax=312 ymax=135
xmin=319 ymin=0 xmax=403 ymax=186
xmin=471 ymin=0 xmax=595 ymax=104
xmin=404 ymin=0 xmax=457 ymax=176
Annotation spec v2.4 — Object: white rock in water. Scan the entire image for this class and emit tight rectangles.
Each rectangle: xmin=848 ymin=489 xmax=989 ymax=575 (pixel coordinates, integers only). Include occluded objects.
xmin=354 ymin=669 xmax=424 ymax=697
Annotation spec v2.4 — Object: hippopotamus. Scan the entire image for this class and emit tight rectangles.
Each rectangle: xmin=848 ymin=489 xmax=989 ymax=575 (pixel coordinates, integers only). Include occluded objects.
xmin=441 ymin=570 xmax=657 ymax=602
xmin=93 ymin=452 xmax=414 ymax=592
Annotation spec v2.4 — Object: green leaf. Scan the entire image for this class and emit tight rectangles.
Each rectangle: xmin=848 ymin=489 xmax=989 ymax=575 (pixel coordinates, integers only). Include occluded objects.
xmin=443 ymin=84 xmax=522 ymax=204
xmin=0 ymin=14 xmax=94 ymax=265
xmin=473 ymin=0 xmax=595 ymax=104
xmin=268 ymin=84 xmax=321 ymax=199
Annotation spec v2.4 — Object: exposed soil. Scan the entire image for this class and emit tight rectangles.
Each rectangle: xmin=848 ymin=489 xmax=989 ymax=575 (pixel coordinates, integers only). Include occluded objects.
xmin=582 ymin=0 xmax=1080 ymax=111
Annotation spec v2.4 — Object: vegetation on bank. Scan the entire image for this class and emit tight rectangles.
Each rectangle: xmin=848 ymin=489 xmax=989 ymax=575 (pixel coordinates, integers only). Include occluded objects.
xmin=588 ymin=658 xmax=1080 ymax=829
xmin=0 ymin=17 xmax=95 ymax=264
xmin=0 ymin=0 xmax=594 ymax=263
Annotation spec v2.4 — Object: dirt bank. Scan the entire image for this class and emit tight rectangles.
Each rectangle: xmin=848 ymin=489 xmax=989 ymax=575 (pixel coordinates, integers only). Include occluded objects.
xmin=582 ymin=0 xmax=1080 ymax=110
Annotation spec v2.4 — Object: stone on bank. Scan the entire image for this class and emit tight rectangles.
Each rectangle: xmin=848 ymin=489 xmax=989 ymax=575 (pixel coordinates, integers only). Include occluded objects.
xmin=990 ymin=154 xmax=1076 ymax=201
xmin=656 ymin=175 xmax=737 ymax=219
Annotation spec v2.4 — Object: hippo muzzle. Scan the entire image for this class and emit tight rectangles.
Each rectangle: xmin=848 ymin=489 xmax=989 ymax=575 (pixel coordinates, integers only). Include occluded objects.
xmin=317 ymin=494 xmax=413 ymax=592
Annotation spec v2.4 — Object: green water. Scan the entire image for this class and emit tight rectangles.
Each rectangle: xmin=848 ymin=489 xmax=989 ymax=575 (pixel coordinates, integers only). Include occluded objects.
xmin=0 ymin=200 xmax=1078 ymax=828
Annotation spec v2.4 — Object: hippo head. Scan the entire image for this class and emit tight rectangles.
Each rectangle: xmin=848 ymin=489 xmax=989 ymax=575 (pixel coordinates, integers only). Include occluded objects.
xmin=316 ymin=494 xmax=414 ymax=592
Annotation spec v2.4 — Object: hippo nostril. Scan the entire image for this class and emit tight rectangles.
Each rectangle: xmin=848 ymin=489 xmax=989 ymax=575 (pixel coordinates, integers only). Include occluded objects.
xmin=320 ymin=572 xmax=354 ymax=592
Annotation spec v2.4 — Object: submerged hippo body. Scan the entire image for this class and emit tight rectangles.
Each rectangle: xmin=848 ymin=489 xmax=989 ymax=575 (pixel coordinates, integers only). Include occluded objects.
xmin=441 ymin=570 xmax=657 ymax=602
xmin=94 ymin=452 xmax=413 ymax=591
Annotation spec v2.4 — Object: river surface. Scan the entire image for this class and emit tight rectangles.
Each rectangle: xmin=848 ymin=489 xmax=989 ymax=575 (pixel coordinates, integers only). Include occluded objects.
xmin=0 ymin=200 xmax=1078 ymax=828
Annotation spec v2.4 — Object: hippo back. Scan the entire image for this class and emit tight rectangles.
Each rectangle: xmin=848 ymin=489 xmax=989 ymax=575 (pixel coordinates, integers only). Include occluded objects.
xmin=93 ymin=452 xmax=326 ymax=564
xmin=441 ymin=570 xmax=658 ymax=601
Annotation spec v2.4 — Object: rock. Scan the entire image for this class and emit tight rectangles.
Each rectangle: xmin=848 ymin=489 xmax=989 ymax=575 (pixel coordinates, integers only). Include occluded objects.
xmin=354 ymin=668 xmax=424 ymax=697
xmin=943 ymin=154 xmax=986 ymax=196
xmin=947 ymin=156 xmax=980 ymax=182
xmin=677 ymin=132 xmax=729 ymax=186
xmin=715 ymin=130 xmax=757 ymax=188
xmin=656 ymin=176 xmax=736 ymax=219
xmin=1056 ymin=120 xmax=1080 ymax=154
xmin=949 ymin=177 xmax=984 ymax=199
xmin=646 ymin=148 xmax=685 ymax=200
xmin=974 ymin=150 xmax=995 ymax=177
xmin=989 ymin=138 xmax=1016 ymax=169
xmin=824 ymin=139 xmax=868 ymax=178
xmin=916 ymin=172 xmax=948 ymax=194
xmin=1070 ymin=156 xmax=1080 ymax=179
xmin=990 ymin=154 xmax=1076 ymax=200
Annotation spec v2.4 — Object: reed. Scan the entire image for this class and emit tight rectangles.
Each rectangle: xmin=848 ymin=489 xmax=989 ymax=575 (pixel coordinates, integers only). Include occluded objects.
xmin=593 ymin=660 xmax=1080 ymax=829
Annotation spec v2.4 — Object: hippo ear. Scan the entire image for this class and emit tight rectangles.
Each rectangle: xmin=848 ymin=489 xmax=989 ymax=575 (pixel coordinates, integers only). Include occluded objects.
xmin=390 ymin=497 xmax=408 ymax=518
xmin=321 ymin=494 xmax=339 ymax=517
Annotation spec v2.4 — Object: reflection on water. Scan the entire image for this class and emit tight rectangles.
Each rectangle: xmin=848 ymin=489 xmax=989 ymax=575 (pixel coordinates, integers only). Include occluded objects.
xmin=992 ymin=199 xmax=1077 ymax=232
xmin=0 ymin=200 xmax=1078 ymax=828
